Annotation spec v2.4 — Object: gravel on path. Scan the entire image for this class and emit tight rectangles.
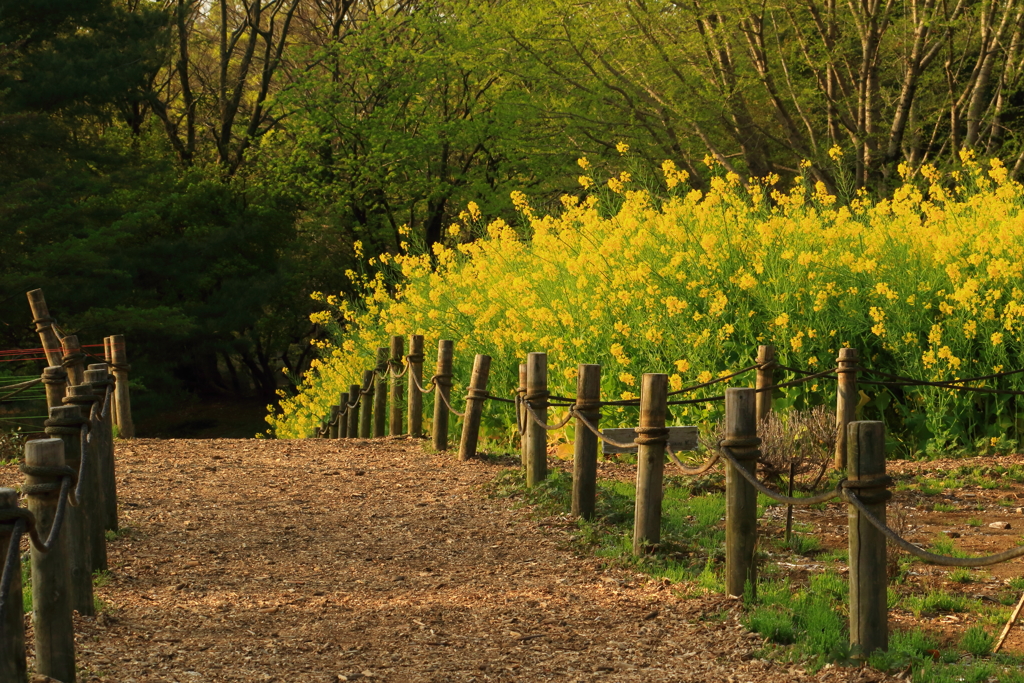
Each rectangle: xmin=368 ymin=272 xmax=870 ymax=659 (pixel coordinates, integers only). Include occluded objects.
xmin=3 ymin=437 xmax=894 ymax=682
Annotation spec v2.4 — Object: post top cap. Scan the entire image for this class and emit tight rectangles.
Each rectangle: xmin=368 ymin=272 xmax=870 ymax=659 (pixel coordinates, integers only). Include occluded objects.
xmin=25 ymin=437 xmax=65 ymax=466
xmin=48 ymin=405 xmax=82 ymax=419
xmin=0 ymin=488 xmax=18 ymax=507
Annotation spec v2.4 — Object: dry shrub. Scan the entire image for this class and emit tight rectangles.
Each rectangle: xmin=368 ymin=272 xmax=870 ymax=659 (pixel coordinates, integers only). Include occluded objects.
xmin=0 ymin=427 xmax=25 ymax=463
xmin=758 ymin=406 xmax=836 ymax=489
xmin=886 ymin=500 xmax=910 ymax=580
xmin=699 ymin=406 xmax=836 ymax=491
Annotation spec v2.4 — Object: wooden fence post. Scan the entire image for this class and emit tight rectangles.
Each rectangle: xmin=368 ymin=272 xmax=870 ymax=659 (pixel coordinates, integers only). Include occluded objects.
xmin=432 ymin=341 xmax=454 ymax=451
xmin=104 ymin=337 xmax=120 ymax=429
xmin=41 ymin=366 xmax=68 ymax=411
xmin=0 ymin=487 xmax=27 ymax=683
xmin=339 ymin=392 xmax=349 ymax=439
xmin=518 ymin=363 xmax=528 ymax=469
xmin=44 ymin=405 xmax=94 ymax=617
xmin=634 ymin=373 xmax=668 ymax=555
xmin=374 ymin=347 xmax=388 ymax=438
xmin=85 ymin=365 xmax=117 ymax=532
xmin=847 ymin=420 xmax=889 ymax=656
xmin=109 ymin=335 xmax=134 ymax=438
xmin=26 ymin=289 xmax=64 ymax=368
xmin=725 ymin=387 xmax=759 ymax=598
xmin=347 ymin=384 xmax=360 ymax=437
xmin=360 ymin=370 xmax=373 ymax=438
xmin=24 ymin=438 xmax=77 ymax=683
xmin=407 ymin=335 xmax=425 ymax=438
xmin=755 ymin=345 xmax=775 ymax=423
xmin=835 ymin=347 xmax=859 ymax=470
xmin=63 ymin=385 xmax=107 ymax=572
xmin=458 ymin=354 xmax=491 ymax=461
xmin=526 ymin=352 xmax=548 ymax=487
xmin=573 ymin=364 xmax=601 ymax=520
xmin=60 ymin=335 xmax=87 ymax=387
xmin=329 ymin=406 xmax=340 ymax=439
xmin=389 ymin=336 xmax=405 ymax=436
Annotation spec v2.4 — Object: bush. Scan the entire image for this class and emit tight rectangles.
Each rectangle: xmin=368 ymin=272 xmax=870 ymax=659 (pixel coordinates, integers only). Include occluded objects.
xmin=274 ymin=159 xmax=1024 ymax=454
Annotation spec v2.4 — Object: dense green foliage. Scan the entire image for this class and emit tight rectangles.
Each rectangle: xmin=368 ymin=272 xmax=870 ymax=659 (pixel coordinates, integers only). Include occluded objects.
xmin=4 ymin=0 xmax=1024 ymax=420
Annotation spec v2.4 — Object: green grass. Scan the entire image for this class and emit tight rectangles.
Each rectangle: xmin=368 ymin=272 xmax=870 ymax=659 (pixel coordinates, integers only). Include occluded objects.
xmin=785 ymin=533 xmax=822 ymax=556
xmin=948 ymin=567 xmax=977 ymax=583
xmin=967 ymin=517 xmax=984 ymax=527
xmin=959 ymin=626 xmax=994 ymax=657
xmin=932 ymin=502 xmax=956 ymax=512
xmin=21 ymin=553 xmax=30 ymax=614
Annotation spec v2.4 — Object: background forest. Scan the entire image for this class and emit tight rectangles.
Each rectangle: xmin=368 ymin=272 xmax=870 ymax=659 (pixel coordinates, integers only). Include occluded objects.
xmin=4 ymin=0 xmax=1024 ymax=422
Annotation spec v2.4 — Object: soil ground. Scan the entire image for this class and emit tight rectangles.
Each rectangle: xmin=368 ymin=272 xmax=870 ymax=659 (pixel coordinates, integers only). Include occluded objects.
xmin=1 ymin=438 xmax=903 ymax=683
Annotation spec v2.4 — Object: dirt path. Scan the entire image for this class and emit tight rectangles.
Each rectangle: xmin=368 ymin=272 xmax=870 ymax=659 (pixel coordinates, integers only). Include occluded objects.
xmin=3 ymin=438 xmax=890 ymax=683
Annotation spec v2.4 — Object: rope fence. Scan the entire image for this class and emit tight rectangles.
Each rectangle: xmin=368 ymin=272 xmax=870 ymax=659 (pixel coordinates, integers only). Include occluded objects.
xmin=309 ymin=334 xmax=1024 ymax=657
xmin=0 ymin=288 xmax=135 ymax=680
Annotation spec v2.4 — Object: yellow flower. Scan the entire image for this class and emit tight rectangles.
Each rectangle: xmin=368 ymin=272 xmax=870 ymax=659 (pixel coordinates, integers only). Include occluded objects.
xmin=665 ymin=296 xmax=688 ymax=315
xmin=616 ymin=141 xmax=630 ymax=155
xmin=578 ymin=175 xmax=593 ymax=189
xmin=992 ymin=332 xmax=1004 ymax=346
xmin=697 ymin=371 xmax=713 ymax=384
xmin=774 ymin=313 xmax=790 ymax=327
xmin=675 ymin=359 xmax=690 ymax=373
xmin=669 ymin=374 xmax=683 ymax=391
xmin=738 ymin=273 xmax=757 ymax=289
xmin=577 ymin=156 xmax=590 ymax=170
xmin=828 ymin=145 xmax=843 ymax=161
xmin=619 ymin=372 xmax=635 ymax=386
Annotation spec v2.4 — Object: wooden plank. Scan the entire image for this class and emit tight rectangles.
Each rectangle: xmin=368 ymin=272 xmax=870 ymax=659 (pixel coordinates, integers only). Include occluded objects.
xmin=602 ymin=426 xmax=698 ymax=455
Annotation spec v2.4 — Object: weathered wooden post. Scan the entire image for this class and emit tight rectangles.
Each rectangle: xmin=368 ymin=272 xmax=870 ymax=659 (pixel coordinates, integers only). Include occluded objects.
xmin=633 ymin=373 xmax=668 ymax=555
xmin=109 ymin=335 xmax=135 ymax=438
xmin=360 ymin=370 xmax=373 ymax=438
xmin=63 ymin=385 xmax=106 ymax=572
xmin=26 ymin=289 xmax=64 ymax=368
xmin=525 ymin=352 xmax=548 ymax=487
xmin=44 ymin=405 xmax=93 ymax=616
xmin=338 ymin=395 xmax=349 ymax=439
xmin=518 ymin=363 xmax=528 ymax=469
xmin=329 ymin=406 xmax=340 ymax=439
xmin=725 ymin=387 xmax=759 ymax=598
xmin=432 ymin=341 xmax=454 ymax=451
xmin=41 ymin=366 xmax=68 ymax=411
xmin=347 ymin=384 xmax=360 ymax=436
xmin=389 ymin=336 xmax=405 ymax=436
xmin=835 ymin=347 xmax=859 ymax=470
xmin=104 ymin=337 xmax=120 ymax=429
xmin=755 ymin=345 xmax=775 ymax=423
xmin=573 ymin=364 xmax=601 ymax=520
xmin=0 ymin=488 xmax=27 ymax=682
xmin=24 ymin=438 xmax=77 ymax=683
xmin=85 ymin=365 xmax=117 ymax=532
xmin=407 ymin=335 xmax=425 ymax=438
xmin=374 ymin=347 xmax=388 ymax=438
xmin=458 ymin=354 xmax=491 ymax=461
xmin=60 ymin=335 xmax=87 ymax=387
xmin=847 ymin=420 xmax=889 ymax=655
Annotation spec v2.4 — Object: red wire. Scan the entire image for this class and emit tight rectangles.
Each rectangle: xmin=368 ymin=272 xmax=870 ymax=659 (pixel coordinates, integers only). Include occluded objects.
xmin=0 ymin=343 xmax=122 ymax=356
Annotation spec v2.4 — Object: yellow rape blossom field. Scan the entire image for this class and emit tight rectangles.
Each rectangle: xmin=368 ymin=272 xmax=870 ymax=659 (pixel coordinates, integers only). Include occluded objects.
xmin=269 ymin=153 xmax=1024 ymax=457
